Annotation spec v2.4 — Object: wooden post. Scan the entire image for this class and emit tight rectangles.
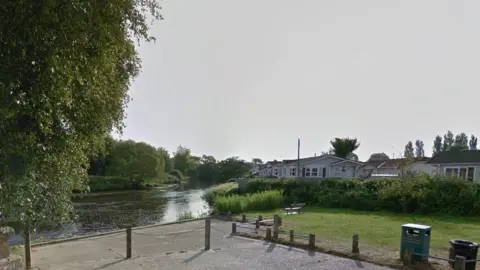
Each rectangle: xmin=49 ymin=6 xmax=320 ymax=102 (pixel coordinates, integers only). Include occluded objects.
xmin=352 ymin=234 xmax=359 ymax=254
xmin=255 ymin=219 xmax=260 ymax=229
xmin=266 ymin=228 xmax=272 ymax=240
xmin=402 ymin=248 xmax=413 ymax=266
xmin=258 ymin=215 xmax=263 ymax=221
xmin=273 ymin=215 xmax=279 ymax=240
xmin=231 ymin=223 xmax=237 ymax=234
xmin=126 ymin=227 xmax=132 ymax=259
xmin=205 ymin=218 xmax=211 ymax=250
xmin=453 ymin=255 xmax=466 ymax=270
xmin=308 ymin=234 xmax=315 ymax=249
xmin=289 ymin=230 xmax=294 ymax=242
xmin=24 ymin=228 xmax=32 ymax=269
xmin=242 ymin=214 xmax=246 ymax=223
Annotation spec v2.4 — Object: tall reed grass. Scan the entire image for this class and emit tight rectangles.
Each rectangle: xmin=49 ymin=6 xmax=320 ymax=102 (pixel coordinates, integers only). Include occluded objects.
xmin=202 ymin=182 xmax=239 ymax=205
xmin=213 ymin=190 xmax=283 ymax=214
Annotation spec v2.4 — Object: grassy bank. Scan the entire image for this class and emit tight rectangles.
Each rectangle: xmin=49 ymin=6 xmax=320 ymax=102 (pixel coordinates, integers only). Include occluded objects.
xmin=245 ymin=207 xmax=480 ymax=253
xmin=202 ymin=182 xmax=239 ymax=205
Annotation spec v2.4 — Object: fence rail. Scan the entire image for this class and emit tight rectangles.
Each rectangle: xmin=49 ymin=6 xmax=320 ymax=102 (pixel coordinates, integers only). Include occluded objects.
xmin=231 ymin=215 xmax=478 ymax=270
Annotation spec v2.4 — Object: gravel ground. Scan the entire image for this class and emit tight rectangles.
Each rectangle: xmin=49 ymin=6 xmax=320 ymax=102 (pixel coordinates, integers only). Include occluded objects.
xmin=30 ymin=219 xmax=393 ymax=270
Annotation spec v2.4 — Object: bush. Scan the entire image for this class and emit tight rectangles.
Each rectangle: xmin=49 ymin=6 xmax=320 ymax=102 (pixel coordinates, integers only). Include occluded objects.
xmin=170 ymin=169 xmax=184 ymax=181
xmin=239 ymin=177 xmax=480 ymax=216
xmin=88 ymin=176 xmax=133 ymax=192
xmin=160 ymin=173 xmax=181 ymax=184
xmin=213 ymin=190 xmax=284 ymax=214
xmin=202 ymin=182 xmax=239 ymax=205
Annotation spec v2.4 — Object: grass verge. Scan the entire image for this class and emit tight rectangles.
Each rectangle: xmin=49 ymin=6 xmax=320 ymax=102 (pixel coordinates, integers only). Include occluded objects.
xmin=240 ymin=207 xmax=480 ymax=269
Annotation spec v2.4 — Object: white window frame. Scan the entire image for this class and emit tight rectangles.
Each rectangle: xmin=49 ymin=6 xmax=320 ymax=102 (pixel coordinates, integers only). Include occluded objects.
xmin=444 ymin=166 xmax=475 ymax=181
xmin=305 ymin=168 xmax=311 ymax=177
xmin=274 ymin=168 xmax=278 ymax=176
xmin=312 ymin=168 xmax=318 ymax=177
xmin=290 ymin=168 xmax=296 ymax=176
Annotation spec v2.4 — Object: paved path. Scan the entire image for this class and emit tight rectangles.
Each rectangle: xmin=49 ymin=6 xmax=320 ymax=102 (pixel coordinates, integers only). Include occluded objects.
xmin=31 ymin=219 xmax=393 ymax=270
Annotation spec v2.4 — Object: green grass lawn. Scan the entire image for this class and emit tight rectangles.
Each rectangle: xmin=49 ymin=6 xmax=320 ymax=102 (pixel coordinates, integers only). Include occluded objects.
xmin=245 ymin=207 xmax=480 ymax=252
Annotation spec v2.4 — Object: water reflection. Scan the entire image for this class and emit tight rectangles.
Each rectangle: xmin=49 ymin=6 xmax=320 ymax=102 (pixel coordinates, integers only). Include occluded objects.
xmin=5 ymin=186 xmax=209 ymax=245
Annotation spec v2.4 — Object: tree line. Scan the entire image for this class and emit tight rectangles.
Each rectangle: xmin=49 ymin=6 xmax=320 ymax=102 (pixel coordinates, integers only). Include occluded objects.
xmin=88 ymin=137 xmax=253 ymax=188
xmin=368 ymin=131 xmax=478 ymax=162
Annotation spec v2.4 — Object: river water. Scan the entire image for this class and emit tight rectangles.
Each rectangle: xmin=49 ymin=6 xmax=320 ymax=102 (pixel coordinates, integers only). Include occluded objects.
xmin=6 ymin=186 xmax=210 ymax=245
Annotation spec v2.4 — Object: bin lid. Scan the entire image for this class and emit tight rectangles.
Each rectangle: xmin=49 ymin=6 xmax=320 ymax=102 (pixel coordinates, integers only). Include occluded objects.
xmin=450 ymin=240 xmax=479 ymax=248
xmin=402 ymin=223 xmax=431 ymax=230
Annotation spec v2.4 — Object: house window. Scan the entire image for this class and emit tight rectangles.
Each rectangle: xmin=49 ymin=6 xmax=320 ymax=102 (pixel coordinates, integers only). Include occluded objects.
xmin=312 ymin=168 xmax=318 ymax=176
xmin=305 ymin=168 xmax=311 ymax=177
xmin=468 ymin=167 xmax=475 ymax=181
xmin=445 ymin=167 xmax=475 ymax=181
xmin=274 ymin=168 xmax=278 ymax=176
xmin=290 ymin=168 xmax=296 ymax=176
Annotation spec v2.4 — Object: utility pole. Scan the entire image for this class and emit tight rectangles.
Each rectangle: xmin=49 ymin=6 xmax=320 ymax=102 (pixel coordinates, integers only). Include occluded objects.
xmin=297 ymin=138 xmax=300 ymax=178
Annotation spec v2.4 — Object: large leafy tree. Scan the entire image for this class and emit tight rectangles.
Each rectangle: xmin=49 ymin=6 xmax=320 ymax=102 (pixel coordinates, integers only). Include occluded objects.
xmin=157 ymin=147 xmax=174 ymax=173
xmin=0 ymin=0 xmax=161 ymax=242
xmin=252 ymin=158 xmax=263 ymax=165
xmin=173 ymin=145 xmax=197 ymax=176
xmin=217 ymin=157 xmax=251 ymax=183
xmin=329 ymin=137 xmax=360 ymax=159
xmin=196 ymin=155 xmax=219 ymax=186
xmin=105 ymin=140 xmax=165 ymax=187
xmin=452 ymin=132 xmax=469 ymax=151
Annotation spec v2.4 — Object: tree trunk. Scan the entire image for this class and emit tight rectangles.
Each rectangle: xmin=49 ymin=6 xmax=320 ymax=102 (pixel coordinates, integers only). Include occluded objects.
xmin=24 ymin=226 xmax=32 ymax=269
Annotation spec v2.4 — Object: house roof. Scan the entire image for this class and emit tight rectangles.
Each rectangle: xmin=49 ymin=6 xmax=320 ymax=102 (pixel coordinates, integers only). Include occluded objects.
xmin=331 ymin=159 xmax=364 ymax=166
xmin=362 ymin=157 xmax=430 ymax=168
xmin=428 ymin=150 xmax=480 ymax=164
xmin=361 ymin=160 xmax=385 ymax=168
xmin=379 ymin=157 xmax=430 ymax=168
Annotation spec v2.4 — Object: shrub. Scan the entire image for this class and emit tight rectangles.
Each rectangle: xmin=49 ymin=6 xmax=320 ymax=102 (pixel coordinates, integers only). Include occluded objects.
xmin=213 ymin=190 xmax=284 ymax=214
xmin=170 ymin=169 xmax=184 ymax=181
xmin=177 ymin=211 xmax=194 ymax=221
xmin=202 ymin=182 xmax=238 ymax=205
xmin=88 ymin=176 xmax=133 ymax=192
xmin=238 ymin=177 xmax=480 ymax=216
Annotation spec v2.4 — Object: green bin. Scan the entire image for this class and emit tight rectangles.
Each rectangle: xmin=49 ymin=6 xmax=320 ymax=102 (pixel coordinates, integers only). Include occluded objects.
xmin=400 ymin=223 xmax=431 ymax=261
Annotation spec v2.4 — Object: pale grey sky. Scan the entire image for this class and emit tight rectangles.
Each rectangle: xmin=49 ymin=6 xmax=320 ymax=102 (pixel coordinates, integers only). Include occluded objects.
xmin=121 ymin=0 xmax=480 ymax=162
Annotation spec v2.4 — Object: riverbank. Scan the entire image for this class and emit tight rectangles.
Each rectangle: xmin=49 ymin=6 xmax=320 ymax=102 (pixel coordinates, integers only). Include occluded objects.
xmin=7 ymin=187 xmax=210 ymax=246
xmin=86 ymin=175 xmax=188 ymax=192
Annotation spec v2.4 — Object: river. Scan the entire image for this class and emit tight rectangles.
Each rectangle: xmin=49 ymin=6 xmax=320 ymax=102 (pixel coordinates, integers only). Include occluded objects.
xmin=5 ymin=186 xmax=210 ymax=245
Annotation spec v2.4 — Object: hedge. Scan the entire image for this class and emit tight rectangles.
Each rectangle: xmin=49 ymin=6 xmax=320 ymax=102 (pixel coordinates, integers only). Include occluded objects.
xmin=238 ymin=176 xmax=480 ymax=216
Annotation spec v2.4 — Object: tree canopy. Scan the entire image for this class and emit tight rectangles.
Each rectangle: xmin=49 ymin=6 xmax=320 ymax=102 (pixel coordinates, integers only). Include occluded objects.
xmin=368 ymin=153 xmax=390 ymax=161
xmin=89 ymin=141 xmax=252 ymax=188
xmin=330 ymin=137 xmax=360 ymax=159
xmin=0 ymin=0 xmax=162 ymax=227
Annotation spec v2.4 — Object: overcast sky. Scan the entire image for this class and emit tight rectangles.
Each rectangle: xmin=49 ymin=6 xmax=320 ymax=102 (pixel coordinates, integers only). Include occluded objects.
xmin=120 ymin=0 xmax=480 ymax=162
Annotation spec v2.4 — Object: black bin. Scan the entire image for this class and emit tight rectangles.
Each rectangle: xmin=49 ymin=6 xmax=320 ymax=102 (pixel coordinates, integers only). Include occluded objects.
xmin=449 ymin=240 xmax=479 ymax=270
